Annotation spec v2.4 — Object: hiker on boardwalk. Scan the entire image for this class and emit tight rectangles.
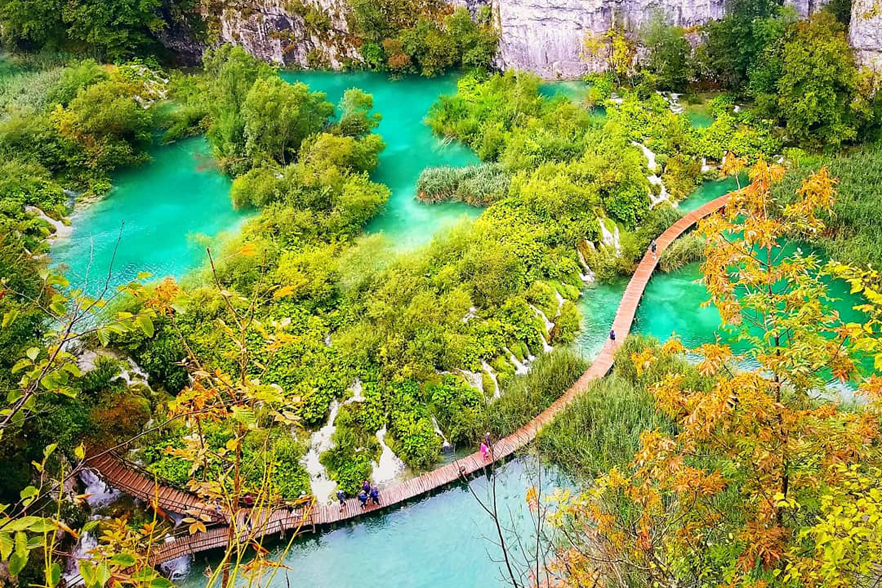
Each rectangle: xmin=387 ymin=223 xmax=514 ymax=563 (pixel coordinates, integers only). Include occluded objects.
xmin=650 ymin=239 xmax=657 ymax=259
xmin=362 ymin=479 xmax=371 ymax=495
xmin=370 ymin=486 xmax=380 ymax=506
xmin=357 ymin=490 xmax=368 ymax=509
xmin=336 ymin=490 xmax=347 ymax=512
xmin=484 ymin=431 xmax=492 ymax=449
xmin=609 ymin=329 xmax=616 ymax=341
xmin=242 ymin=493 xmax=254 ymax=508
xmin=480 ymin=440 xmax=490 ymax=461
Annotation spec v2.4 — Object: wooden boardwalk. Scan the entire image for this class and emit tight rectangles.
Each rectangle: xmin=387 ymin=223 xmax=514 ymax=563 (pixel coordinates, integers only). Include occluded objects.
xmin=87 ymin=193 xmax=731 ymax=566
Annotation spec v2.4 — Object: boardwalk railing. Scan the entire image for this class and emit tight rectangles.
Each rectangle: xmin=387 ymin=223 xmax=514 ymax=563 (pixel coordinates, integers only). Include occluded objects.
xmin=87 ymin=193 xmax=731 ymax=567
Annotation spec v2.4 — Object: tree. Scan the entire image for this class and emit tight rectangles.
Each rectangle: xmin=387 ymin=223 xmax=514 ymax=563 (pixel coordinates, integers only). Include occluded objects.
xmin=203 ymin=45 xmax=275 ymax=175
xmin=336 ymin=88 xmax=381 ymax=138
xmin=641 ymin=11 xmax=691 ymax=91
xmin=61 ymin=0 xmax=164 ymax=59
xmin=549 ymin=161 xmax=882 ymax=586
xmin=242 ymin=77 xmax=333 ymax=166
xmin=773 ymin=12 xmax=860 ymax=148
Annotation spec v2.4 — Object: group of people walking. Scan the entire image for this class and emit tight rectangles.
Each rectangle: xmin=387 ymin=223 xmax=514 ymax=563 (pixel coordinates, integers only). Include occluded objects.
xmin=337 ymin=480 xmax=381 ymax=512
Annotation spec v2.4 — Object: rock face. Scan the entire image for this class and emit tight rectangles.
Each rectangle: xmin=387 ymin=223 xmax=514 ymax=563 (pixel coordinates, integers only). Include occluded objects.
xmin=475 ymin=0 xmax=726 ymax=78
xmin=850 ymin=0 xmax=882 ymax=70
xmin=171 ymin=0 xmax=880 ymax=79
xmin=218 ymin=0 xmax=359 ymax=68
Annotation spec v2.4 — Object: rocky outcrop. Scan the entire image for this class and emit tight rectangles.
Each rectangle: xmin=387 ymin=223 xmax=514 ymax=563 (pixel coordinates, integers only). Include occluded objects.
xmin=850 ymin=0 xmax=882 ymax=70
xmin=218 ymin=0 xmax=359 ymax=68
xmin=160 ymin=0 xmax=882 ymax=79
xmin=454 ymin=0 xmax=726 ymax=78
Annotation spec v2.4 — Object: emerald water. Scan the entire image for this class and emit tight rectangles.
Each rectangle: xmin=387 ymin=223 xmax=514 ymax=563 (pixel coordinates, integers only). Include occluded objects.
xmin=177 ymin=458 xmax=566 ymax=588
xmin=281 ymin=71 xmax=482 ymax=248
xmin=51 ymin=137 xmax=244 ymax=293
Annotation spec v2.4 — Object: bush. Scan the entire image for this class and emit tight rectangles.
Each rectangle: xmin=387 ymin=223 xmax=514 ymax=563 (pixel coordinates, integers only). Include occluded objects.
xmin=659 ymin=232 xmax=705 ymax=273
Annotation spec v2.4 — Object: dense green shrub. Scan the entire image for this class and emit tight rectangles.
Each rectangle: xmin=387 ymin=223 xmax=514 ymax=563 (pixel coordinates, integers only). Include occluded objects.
xmin=659 ymin=232 xmax=705 ymax=272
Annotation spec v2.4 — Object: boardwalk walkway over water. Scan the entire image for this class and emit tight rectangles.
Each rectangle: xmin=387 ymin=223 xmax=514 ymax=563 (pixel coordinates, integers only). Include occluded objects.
xmin=85 ymin=193 xmax=731 ymax=566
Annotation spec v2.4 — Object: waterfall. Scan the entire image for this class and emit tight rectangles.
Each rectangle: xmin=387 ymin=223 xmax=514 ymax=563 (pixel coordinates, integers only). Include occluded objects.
xmin=111 ymin=358 xmax=151 ymax=390
xmin=461 ymin=306 xmax=478 ymax=323
xmin=577 ymin=249 xmax=596 ymax=284
xmin=371 ymin=426 xmax=406 ymax=485
xmin=528 ymin=304 xmax=554 ymax=353
xmin=701 ymin=157 xmax=713 ymax=174
xmin=343 ymin=379 xmax=364 ymax=404
xmin=25 ymin=206 xmax=72 ymax=240
xmin=159 ymin=535 xmax=191 ymax=582
xmin=62 ymin=530 xmax=97 ymax=586
xmin=598 ymin=219 xmax=622 ymax=256
xmin=648 ymin=174 xmax=670 ymax=208
xmin=431 ymin=417 xmax=453 ymax=452
xmin=504 ymin=347 xmax=529 ymax=376
xmin=481 ymin=361 xmax=501 ymax=399
xmin=457 ymin=369 xmax=484 ymax=393
xmin=80 ymin=469 xmax=120 ymax=509
xmin=300 ymin=400 xmax=340 ymax=504
xmin=631 ymin=142 xmax=658 ymax=172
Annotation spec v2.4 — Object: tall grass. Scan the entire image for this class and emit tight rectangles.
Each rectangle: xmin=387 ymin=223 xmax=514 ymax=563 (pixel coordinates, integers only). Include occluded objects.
xmin=772 ymin=146 xmax=882 ymax=268
xmin=416 ymin=163 xmax=511 ymax=206
xmin=537 ymin=336 xmax=709 ymax=479
xmin=487 ymin=348 xmax=588 ymax=438
xmin=659 ymin=232 xmax=705 ymax=273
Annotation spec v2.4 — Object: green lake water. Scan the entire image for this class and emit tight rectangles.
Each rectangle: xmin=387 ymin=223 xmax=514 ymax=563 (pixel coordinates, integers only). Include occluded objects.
xmin=282 ymin=71 xmax=482 ymax=248
xmin=176 ymin=458 xmax=567 ymax=588
xmin=52 ymin=72 xmax=481 ymax=292
xmin=51 ymin=137 xmax=245 ymax=294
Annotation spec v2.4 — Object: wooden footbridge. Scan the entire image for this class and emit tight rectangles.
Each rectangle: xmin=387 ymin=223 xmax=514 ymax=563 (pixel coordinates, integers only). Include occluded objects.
xmin=85 ymin=193 xmax=731 ymax=567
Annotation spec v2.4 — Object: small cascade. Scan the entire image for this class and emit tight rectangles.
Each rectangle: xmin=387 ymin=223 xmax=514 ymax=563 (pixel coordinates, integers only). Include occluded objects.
xmin=300 ymin=400 xmax=340 ymax=504
xmin=371 ymin=426 xmax=406 ymax=485
xmin=431 ymin=417 xmax=453 ymax=451
xmin=111 ymin=358 xmax=151 ymax=390
xmin=25 ymin=206 xmax=72 ymax=240
xmin=505 ymin=347 xmax=529 ymax=376
xmin=461 ymin=306 xmax=478 ymax=323
xmin=458 ymin=369 xmax=484 ymax=393
xmin=733 ymin=104 xmax=742 ymax=113
xmin=658 ymin=91 xmax=684 ymax=114
xmin=63 ymin=530 xmax=97 ymax=586
xmin=648 ymin=175 xmax=670 ymax=208
xmin=481 ymin=361 xmax=501 ymax=399
xmin=554 ymin=291 xmax=566 ymax=318
xmin=323 ymin=334 xmax=332 ymax=347
xmin=701 ymin=157 xmax=713 ymax=174
xmin=80 ymin=469 xmax=120 ymax=509
xmin=631 ymin=142 xmax=658 ymax=172
xmin=343 ymin=379 xmax=364 ymax=404
xmin=598 ymin=219 xmax=622 ymax=256
xmin=528 ymin=304 xmax=554 ymax=352
xmin=577 ymin=249 xmax=596 ymax=284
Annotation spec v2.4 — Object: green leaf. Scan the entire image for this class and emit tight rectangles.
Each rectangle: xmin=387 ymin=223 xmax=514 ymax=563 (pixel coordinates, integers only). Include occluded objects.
xmin=110 ymin=553 xmax=136 ymax=567
xmin=43 ymin=443 xmax=57 ymax=459
xmin=10 ymin=358 xmax=31 ymax=374
xmin=0 ymin=532 xmax=12 ymax=560
xmin=19 ymin=487 xmax=38 ymax=508
xmin=150 ymin=578 xmax=174 ymax=588
xmin=1 ymin=309 xmax=19 ymax=328
xmin=136 ymin=315 xmax=154 ymax=338
xmin=14 ymin=532 xmax=27 ymax=559
xmin=26 ymin=347 xmax=39 ymax=361
xmin=3 ymin=516 xmax=40 ymax=532
xmin=49 ymin=562 xmax=61 ymax=588
xmin=96 ymin=329 xmax=109 ymax=347
xmin=8 ymin=552 xmax=26 ymax=577
xmin=74 ymin=443 xmax=85 ymax=461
